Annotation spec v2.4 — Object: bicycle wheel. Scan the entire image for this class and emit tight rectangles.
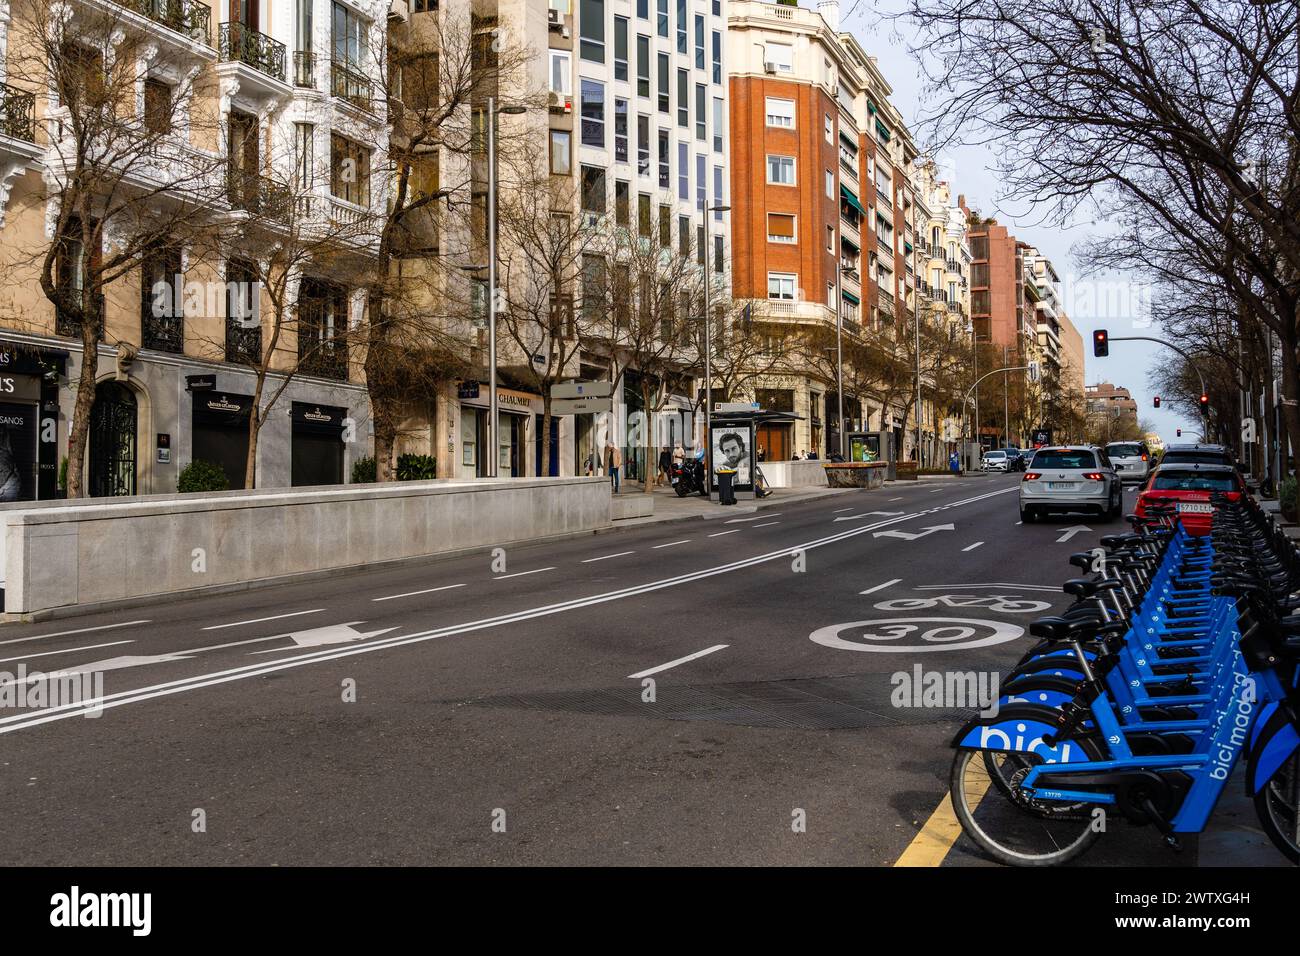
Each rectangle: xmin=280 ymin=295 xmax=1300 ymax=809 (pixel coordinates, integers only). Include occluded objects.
xmin=1254 ymin=751 xmax=1300 ymax=864
xmin=951 ymin=749 xmax=1103 ymax=866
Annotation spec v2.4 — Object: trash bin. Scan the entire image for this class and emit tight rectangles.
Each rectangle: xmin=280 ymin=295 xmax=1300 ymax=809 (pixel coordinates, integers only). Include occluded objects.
xmin=717 ymin=467 xmax=737 ymax=505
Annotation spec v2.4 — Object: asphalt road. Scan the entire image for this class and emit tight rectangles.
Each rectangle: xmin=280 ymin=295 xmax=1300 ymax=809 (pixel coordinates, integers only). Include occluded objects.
xmin=0 ymin=474 xmax=1206 ymax=866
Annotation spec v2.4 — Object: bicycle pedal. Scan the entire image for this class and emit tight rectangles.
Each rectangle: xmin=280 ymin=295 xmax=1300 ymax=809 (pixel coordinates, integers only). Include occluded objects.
xmin=1163 ymin=834 xmax=1183 ymax=852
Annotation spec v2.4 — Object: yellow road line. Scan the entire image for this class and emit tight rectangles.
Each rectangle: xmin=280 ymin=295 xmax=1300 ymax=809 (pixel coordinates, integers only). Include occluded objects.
xmin=894 ymin=772 xmax=990 ymax=867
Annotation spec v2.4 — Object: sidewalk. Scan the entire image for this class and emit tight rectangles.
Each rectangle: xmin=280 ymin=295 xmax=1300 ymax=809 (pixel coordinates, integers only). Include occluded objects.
xmin=605 ymin=480 xmax=857 ymax=528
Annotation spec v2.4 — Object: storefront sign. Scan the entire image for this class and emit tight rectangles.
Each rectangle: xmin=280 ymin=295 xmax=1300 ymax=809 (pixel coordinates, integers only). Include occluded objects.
xmin=186 ymin=374 xmax=217 ymax=392
xmin=290 ymin=402 xmax=346 ymax=434
xmin=0 ymin=344 xmax=66 ymax=377
xmin=460 ymin=386 xmax=543 ymax=415
xmin=457 ymin=381 xmax=480 ymax=400
xmin=0 ymin=373 xmax=41 ymax=402
xmin=156 ymin=433 xmax=171 ymax=464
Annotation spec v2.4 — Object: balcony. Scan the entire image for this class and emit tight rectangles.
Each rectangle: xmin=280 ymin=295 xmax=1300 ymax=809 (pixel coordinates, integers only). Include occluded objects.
xmin=331 ymin=60 xmax=373 ymax=112
xmin=56 ymin=291 xmax=105 ymax=339
xmin=0 ymin=84 xmax=36 ymax=143
xmin=761 ymin=300 xmax=835 ymax=325
xmin=142 ymin=309 xmax=184 ymax=353
xmin=118 ymin=0 xmax=212 ymax=45
xmin=218 ymin=23 xmax=287 ymax=83
xmin=945 ymin=258 xmax=961 ymax=274
xmin=293 ymin=51 xmax=316 ymax=88
xmin=227 ymin=171 xmax=291 ymax=221
xmin=225 ymin=320 xmax=262 ymax=365
xmin=876 ymin=235 xmax=893 ymax=259
xmin=298 ymin=337 xmax=349 ymax=380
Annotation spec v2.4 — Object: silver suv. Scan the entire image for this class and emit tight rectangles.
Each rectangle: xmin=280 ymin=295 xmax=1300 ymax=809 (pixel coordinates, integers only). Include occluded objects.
xmin=1020 ymin=445 xmax=1123 ymax=523
xmin=1105 ymin=441 xmax=1152 ymax=484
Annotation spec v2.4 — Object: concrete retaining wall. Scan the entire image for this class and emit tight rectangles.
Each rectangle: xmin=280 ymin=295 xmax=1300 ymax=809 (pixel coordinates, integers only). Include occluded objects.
xmin=759 ymin=460 xmax=829 ymax=488
xmin=1 ymin=477 xmax=610 ymax=615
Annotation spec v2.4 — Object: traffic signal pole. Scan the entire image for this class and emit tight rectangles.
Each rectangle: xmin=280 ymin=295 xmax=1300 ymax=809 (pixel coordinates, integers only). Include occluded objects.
xmin=1095 ymin=333 xmax=1211 ymax=440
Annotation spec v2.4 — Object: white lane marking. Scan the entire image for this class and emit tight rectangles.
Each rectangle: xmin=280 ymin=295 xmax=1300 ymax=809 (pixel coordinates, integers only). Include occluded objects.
xmin=708 ymin=529 xmax=739 ymax=537
xmin=1015 ymin=521 xmax=1022 ymax=525
xmin=372 ymin=584 xmax=466 ymax=602
xmin=860 ymin=578 xmax=902 ymax=595
xmin=888 ymin=496 xmax=904 ymax=501
xmin=962 ymin=541 xmax=984 ymax=552
xmin=832 ymin=506 xmax=856 ymax=513
xmin=834 ymin=510 xmax=904 ymax=522
xmin=1056 ymin=525 xmax=1092 ymax=543
xmin=627 ymin=644 xmax=729 ymax=679
xmin=727 ymin=513 xmax=781 ymax=523
xmin=929 ymin=488 xmax=944 ymax=492
xmin=652 ymin=539 xmax=691 ymax=549
xmin=873 ymin=523 xmax=954 ymax=541
xmin=0 ymin=640 xmax=134 ymax=665
xmin=0 ymin=620 xmax=151 ymax=648
xmin=202 ymin=609 xmax=325 ymax=631
xmin=582 ymin=551 xmax=635 ymax=563
xmin=493 ymin=567 xmax=556 ymax=580
xmin=0 ymin=485 xmax=1019 ymax=736
xmin=753 ymin=521 xmax=780 ymax=528
xmin=915 ymin=583 xmax=1061 ymax=592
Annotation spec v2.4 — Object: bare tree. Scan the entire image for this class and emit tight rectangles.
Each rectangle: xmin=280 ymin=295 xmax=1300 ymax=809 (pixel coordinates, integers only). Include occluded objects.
xmin=6 ymin=0 xmax=228 ymax=496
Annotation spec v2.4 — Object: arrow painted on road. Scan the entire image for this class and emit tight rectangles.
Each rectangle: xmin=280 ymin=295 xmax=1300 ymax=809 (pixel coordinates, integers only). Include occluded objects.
xmin=250 ymin=622 xmax=396 ymax=652
xmin=873 ymin=523 xmax=955 ymax=541
xmin=834 ymin=511 xmax=905 ymax=522
xmin=1056 ymin=526 xmax=1092 ymax=543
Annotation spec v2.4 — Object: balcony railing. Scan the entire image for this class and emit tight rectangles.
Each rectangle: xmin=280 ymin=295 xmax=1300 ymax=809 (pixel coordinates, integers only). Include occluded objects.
xmin=225 ymin=320 xmax=262 ymax=365
xmin=876 ymin=235 xmax=893 ymax=258
xmin=331 ymin=60 xmax=373 ymax=112
xmin=56 ymin=291 xmax=105 ymax=339
xmin=120 ymin=0 xmax=212 ymax=45
xmin=218 ymin=23 xmax=287 ymax=82
xmin=293 ymin=51 xmax=316 ymax=88
xmin=142 ymin=309 xmax=184 ymax=353
xmin=299 ymin=336 xmax=349 ymax=380
xmin=0 ymin=84 xmax=35 ymax=142
xmin=227 ymin=171 xmax=291 ymax=220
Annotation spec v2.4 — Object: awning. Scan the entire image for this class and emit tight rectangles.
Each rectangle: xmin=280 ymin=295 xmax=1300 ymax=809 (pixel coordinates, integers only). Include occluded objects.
xmin=839 ymin=184 xmax=866 ymax=217
xmin=903 ymin=240 xmax=913 ymax=254
xmin=840 ymin=233 xmax=860 ymax=252
xmin=875 ymin=118 xmax=891 ymax=141
xmin=842 ymin=290 xmax=861 ymax=305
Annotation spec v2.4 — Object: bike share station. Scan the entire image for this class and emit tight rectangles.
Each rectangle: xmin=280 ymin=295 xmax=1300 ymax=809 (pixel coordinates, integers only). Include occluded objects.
xmin=708 ymin=405 xmax=800 ymax=502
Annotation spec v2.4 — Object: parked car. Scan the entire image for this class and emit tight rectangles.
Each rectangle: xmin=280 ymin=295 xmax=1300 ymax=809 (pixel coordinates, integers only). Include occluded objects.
xmin=1019 ymin=445 xmax=1124 ymax=522
xmin=1135 ymin=462 xmax=1245 ymax=535
xmin=1105 ymin=440 xmax=1153 ymax=484
xmin=999 ymin=447 xmax=1027 ymax=472
xmin=981 ymin=449 xmax=1010 ymax=472
xmin=1159 ymin=443 xmax=1235 ymax=468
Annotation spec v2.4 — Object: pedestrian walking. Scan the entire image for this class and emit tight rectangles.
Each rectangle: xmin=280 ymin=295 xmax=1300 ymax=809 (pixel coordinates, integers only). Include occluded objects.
xmin=604 ymin=441 xmax=622 ymax=493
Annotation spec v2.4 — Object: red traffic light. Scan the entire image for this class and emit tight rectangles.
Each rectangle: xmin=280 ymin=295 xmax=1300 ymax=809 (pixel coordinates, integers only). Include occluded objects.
xmin=1153 ymin=395 xmax=1161 ymax=408
xmin=1198 ymin=393 xmax=1209 ymax=408
xmin=1177 ymin=428 xmax=1183 ymax=437
xmin=1092 ymin=329 xmax=1109 ymax=357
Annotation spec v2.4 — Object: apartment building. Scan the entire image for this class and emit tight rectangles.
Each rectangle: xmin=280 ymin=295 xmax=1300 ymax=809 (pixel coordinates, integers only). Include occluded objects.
xmin=726 ymin=0 xmax=920 ymax=460
xmin=0 ymin=0 xmax=395 ymax=498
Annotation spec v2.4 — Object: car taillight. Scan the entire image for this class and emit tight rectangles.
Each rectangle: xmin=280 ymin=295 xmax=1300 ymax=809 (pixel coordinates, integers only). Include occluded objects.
xmin=1141 ymin=454 xmax=1148 ymax=460
xmin=1022 ymin=472 xmax=1041 ymax=481
xmin=1082 ymin=473 xmax=1104 ymax=481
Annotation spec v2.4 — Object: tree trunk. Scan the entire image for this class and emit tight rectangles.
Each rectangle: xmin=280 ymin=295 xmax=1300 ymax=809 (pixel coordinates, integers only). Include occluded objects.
xmin=641 ymin=384 xmax=655 ymax=492
xmin=244 ymin=371 xmax=267 ymax=489
xmin=540 ymin=397 xmax=553 ymax=478
xmin=1278 ymin=321 xmax=1300 ymax=480
xmin=64 ymin=324 xmax=99 ymax=499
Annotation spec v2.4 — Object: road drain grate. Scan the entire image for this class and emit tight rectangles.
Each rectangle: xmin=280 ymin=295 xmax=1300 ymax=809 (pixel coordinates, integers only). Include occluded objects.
xmin=466 ymin=674 xmax=978 ymax=730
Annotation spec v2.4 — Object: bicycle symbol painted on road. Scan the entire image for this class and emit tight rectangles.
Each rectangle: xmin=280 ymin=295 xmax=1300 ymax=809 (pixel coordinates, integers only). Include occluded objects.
xmin=809 ymin=617 xmax=1025 ymax=653
xmin=872 ymin=594 xmax=1052 ymax=614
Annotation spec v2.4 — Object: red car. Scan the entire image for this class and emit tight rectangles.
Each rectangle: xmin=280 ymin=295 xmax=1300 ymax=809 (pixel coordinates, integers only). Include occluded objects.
xmin=1134 ymin=463 xmax=1245 ymax=534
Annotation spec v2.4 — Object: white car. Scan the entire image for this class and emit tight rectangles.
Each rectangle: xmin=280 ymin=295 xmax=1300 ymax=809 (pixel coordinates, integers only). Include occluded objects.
xmin=1105 ymin=441 xmax=1152 ymax=484
xmin=981 ymin=450 xmax=1009 ymax=472
xmin=1020 ymin=445 xmax=1124 ymax=522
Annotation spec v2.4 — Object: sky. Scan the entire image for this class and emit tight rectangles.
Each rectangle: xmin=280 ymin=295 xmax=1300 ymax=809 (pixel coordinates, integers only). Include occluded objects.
xmin=827 ymin=0 xmax=1203 ymax=442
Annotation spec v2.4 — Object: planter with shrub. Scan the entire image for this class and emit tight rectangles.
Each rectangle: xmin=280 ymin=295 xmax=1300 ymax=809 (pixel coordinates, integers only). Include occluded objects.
xmin=177 ymin=459 xmax=231 ymax=494
xmin=1280 ymin=476 xmax=1297 ymax=523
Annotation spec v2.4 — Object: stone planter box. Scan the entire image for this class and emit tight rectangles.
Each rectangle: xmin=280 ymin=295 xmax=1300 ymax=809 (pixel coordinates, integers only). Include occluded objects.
xmin=823 ymin=461 xmax=888 ymax=489
xmin=895 ymin=460 xmax=919 ymax=481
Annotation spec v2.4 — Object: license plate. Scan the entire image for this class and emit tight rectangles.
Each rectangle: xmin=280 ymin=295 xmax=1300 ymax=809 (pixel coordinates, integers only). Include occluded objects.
xmin=671 ymin=477 xmax=678 ymax=484
xmin=1048 ymin=482 xmax=1077 ymax=490
xmin=1178 ymin=502 xmax=1213 ymax=514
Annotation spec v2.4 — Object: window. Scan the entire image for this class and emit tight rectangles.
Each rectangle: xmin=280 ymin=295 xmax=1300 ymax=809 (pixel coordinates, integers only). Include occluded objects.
xmin=581 ymin=254 xmax=607 ymax=321
xmin=711 ymin=31 xmax=722 ymax=84
xmin=677 ymin=68 xmax=688 ymax=127
xmin=825 ymin=169 xmax=834 ymax=198
xmin=676 ymin=0 xmax=686 ymax=53
xmin=696 ymin=153 xmax=705 ymax=212
xmin=826 ymin=224 xmax=834 ymax=251
xmin=637 ymin=0 xmax=647 ymax=17
xmin=225 ymin=258 xmax=261 ymax=364
xmin=679 ymin=215 xmax=690 ymax=256
xmin=143 ymin=79 xmax=172 ymax=134
xmin=615 ymin=180 xmax=630 ymax=225
xmin=765 ymin=97 xmax=794 ymax=128
xmin=694 ymin=15 xmax=705 ymax=69
xmin=767 ymin=154 xmax=795 ymax=185
xmin=579 ymin=0 xmax=605 ymax=62
xmin=825 ymin=113 xmax=833 ymax=143
xmin=614 ymin=98 xmax=628 ymax=161
xmin=764 ymin=42 xmax=792 ymax=72
xmin=657 ymin=52 xmax=669 ymax=112
xmin=713 ymin=234 xmax=723 ymax=272
xmin=638 ymin=193 xmax=651 ymax=236
xmin=614 ymin=16 xmax=628 ymax=81
xmin=637 ymin=114 xmax=651 ymax=175
xmin=658 ymin=204 xmax=671 ymax=246
xmin=293 ymin=122 xmax=314 ymax=189
xmin=580 ymin=78 xmax=605 ymax=147
xmin=581 ymin=164 xmax=606 ymax=212
xmin=412 ymin=0 xmax=436 ymax=10
xmin=677 ymin=141 xmax=689 ymax=200
xmin=141 ymin=245 xmax=184 ymax=352
xmin=658 ymin=129 xmax=670 ymax=188
xmin=657 ymin=0 xmax=668 ymax=37
xmin=636 ymin=35 xmax=650 ymax=97
xmin=827 ymin=283 xmax=835 ymax=309
xmin=713 ymin=166 xmax=723 ymax=219
xmin=768 ymin=213 xmax=796 ymax=244
xmin=332 ymin=2 xmax=368 ymax=70
xmin=712 ymin=97 xmax=723 ymax=152
xmin=550 ymin=129 xmax=571 ymax=174
xmin=768 ymin=273 xmax=796 ymax=300
xmin=695 ymin=84 xmax=706 ymax=140
xmin=330 ymin=133 xmax=370 ymax=204
xmin=550 ymin=50 xmax=572 ymax=96
xmin=696 ymin=224 xmax=705 ymax=265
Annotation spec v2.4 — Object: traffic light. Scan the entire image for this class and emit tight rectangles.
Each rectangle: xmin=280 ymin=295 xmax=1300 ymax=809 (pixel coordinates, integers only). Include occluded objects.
xmin=1092 ymin=329 xmax=1109 ymax=357
xmin=1177 ymin=428 xmax=1182 ymax=437
xmin=1153 ymin=395 xmax=1161 ymax=408
xmin=1198 ymin=392 xmax=1210 ymax=412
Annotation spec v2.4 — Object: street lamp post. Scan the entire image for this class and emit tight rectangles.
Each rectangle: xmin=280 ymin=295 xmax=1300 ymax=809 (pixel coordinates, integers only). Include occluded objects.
xmin=701 ymin=203 xmax=729 ymax=482
xmin=834 ymin=264 xmax=856 ymax=459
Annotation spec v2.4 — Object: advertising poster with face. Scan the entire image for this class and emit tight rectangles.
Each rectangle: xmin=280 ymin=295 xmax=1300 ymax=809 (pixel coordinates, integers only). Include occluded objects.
xmin=711 ymin=423 xmax=754 ymax=489
xmin=0 ymin=402 xmax=37 ymax=501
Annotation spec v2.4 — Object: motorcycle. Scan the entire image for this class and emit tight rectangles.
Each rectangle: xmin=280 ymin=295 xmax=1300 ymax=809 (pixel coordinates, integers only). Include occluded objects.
xmin=670 ymin=456 xmax=708 ymax=497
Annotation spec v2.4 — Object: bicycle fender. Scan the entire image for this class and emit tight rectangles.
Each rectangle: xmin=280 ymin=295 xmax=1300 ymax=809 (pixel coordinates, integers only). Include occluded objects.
xmin=1246 ymin=700 xmax=1300 ymax=797
xmin=951 ymin=703 xmax=1090 ymax=764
